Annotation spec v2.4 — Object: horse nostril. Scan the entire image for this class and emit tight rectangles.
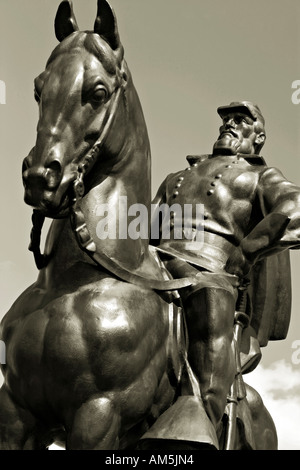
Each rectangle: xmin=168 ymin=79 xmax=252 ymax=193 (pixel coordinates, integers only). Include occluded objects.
xmin=44 ymin=160 xmax=62 ymax=189
xmin=46 ymin=159 xmax=62 ymax=174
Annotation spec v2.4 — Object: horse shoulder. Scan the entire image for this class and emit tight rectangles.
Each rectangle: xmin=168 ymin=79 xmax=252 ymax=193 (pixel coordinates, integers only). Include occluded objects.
xmin=72 ymin=279 xmax=170 ymax=386
xmin=74 ymin=279 xmax=168 ymax=348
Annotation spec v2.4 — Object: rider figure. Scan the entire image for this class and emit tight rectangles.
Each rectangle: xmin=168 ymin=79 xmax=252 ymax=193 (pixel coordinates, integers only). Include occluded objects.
xmin=150 ymin=101 xmax=300 ymax=444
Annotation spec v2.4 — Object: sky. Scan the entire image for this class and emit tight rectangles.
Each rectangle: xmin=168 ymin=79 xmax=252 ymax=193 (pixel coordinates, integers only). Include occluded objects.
xmin=0 ymin=0 xmax=300 ymax=450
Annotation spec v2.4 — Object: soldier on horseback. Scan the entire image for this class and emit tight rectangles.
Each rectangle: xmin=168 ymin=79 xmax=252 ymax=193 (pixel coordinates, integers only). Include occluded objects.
xmin=148 ymin=101 xmax=300 ymax=448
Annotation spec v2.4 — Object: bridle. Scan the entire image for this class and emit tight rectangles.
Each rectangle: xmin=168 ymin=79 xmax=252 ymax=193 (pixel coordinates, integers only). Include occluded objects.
xmin=29 ymin=79 xmax=123 ymax=269
xmin=28 ymin=67 xmax=236 ymax=293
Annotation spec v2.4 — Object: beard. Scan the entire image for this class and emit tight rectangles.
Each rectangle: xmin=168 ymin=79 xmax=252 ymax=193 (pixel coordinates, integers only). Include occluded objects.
xmin=212 ymin=135 xmax=241 ymax=155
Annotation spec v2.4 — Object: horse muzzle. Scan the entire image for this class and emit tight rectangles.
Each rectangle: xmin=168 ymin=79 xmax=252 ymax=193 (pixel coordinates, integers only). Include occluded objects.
xmin=22 ymin=156 xmax=75 ymax=217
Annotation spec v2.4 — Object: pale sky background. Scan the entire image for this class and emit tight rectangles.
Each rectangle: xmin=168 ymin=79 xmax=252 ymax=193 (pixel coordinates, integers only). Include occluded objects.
xmin=0 ymin=0 xmax=300 ymax=450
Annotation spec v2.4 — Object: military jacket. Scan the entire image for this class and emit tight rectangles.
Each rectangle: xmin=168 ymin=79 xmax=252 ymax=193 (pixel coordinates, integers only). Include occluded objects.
xmin=151 ymin=154 xmax=300 ymax=345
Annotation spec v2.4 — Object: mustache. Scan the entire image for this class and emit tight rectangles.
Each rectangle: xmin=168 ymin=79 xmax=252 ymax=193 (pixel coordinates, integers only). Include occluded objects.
xmin=218 ymin=129 xmax=238 ymax=139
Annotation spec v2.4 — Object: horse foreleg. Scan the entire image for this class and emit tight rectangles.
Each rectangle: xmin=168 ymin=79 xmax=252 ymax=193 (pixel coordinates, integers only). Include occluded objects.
xmin=0 ymin=385 xmax=48 ymax=450
xmin=67 ymin=396 xmax=121 ymax=450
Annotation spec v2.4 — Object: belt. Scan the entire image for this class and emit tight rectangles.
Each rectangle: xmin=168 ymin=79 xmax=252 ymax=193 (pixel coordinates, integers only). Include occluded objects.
xmin=156 ymin=231 xmax=237 ymax=273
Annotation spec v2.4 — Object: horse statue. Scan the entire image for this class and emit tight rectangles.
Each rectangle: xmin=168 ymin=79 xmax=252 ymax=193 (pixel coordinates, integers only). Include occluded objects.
xmin=0 ymin=0 xmax=278 ymax=450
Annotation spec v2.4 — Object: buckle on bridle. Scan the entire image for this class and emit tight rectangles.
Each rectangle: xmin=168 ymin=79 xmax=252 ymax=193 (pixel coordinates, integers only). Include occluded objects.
xmin=28 ymin=81 xmax=123 ymax=270
xmin=70 ymin=168 xmax=96 ymax=254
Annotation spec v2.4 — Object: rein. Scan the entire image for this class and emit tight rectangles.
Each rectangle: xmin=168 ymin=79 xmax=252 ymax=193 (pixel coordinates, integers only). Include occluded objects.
xmin=28 ymin=83 xmax=122 ymax=269
xmin=28 ymin=76 xmax=227 ymax=293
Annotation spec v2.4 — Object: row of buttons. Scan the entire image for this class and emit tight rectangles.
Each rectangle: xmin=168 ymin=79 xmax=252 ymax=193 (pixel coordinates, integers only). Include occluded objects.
xmin=172 ymin=175 xmax=184 ymax=198
xmin=168 ymin=157 xmax=240 ymax=227
xmin=207 ymin=161 xmax=239 ymax=195
xmin=171 ymin=158 xmax=239 ymax=199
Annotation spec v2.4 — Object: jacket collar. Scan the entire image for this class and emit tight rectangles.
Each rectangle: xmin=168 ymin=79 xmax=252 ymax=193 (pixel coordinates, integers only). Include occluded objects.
xmin=186 ymin=153 xmax=267 ymax=166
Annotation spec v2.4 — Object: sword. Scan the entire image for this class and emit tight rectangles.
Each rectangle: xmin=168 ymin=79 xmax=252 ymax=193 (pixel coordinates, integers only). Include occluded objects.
xmin=224 ymin=280 xmax=250 ymax=450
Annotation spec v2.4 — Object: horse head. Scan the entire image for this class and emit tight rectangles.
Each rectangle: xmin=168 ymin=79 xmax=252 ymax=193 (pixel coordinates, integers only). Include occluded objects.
xmin=22 ymin=0 xmax=154 ymax=275
xmin=22 ymin=0 xmax=147 ymax=220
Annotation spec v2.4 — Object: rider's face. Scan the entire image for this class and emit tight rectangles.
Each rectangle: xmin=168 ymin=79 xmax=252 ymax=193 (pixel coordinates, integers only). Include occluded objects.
xmin=213 ymin=112 xmax=261 ymax=155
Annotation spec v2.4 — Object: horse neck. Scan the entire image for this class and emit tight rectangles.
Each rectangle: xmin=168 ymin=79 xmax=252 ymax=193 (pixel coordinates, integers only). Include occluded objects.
xmin=81 ymin=80 xmax=152 ymax=271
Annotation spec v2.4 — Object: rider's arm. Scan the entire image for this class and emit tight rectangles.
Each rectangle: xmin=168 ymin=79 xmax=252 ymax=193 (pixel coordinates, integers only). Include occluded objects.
xmin=226 ymin=167 xmax=300 ymax=277
xmin=243 ymin=167 xmax=300 ymax=261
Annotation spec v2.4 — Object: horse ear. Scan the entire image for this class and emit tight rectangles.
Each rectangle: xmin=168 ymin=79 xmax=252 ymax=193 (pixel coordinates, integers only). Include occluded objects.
xmin=94 ymin=0 xmax=120 ymax=50
xmin=55 ymin=0 xmax=79 ymax=42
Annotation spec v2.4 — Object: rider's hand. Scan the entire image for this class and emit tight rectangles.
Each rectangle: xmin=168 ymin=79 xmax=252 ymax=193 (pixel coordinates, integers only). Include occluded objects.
xmin=225 ymin=246 xmax=253 ymax=278
xmin=226 ymin=214 xmax=291 ymax=278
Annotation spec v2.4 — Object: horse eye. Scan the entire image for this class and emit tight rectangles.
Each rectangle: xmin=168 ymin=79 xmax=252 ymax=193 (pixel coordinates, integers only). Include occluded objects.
xmin=91 ymin=86 xmax=107 ymax=104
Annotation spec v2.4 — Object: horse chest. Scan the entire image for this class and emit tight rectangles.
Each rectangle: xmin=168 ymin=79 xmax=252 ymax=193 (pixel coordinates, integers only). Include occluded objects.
xmin=4 ymin=275 xmax=169 ymax=413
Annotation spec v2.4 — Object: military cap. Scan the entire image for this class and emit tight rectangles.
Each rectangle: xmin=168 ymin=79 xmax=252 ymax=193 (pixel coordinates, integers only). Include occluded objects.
xmin=217 ymin=101 xmax=265 ymax=127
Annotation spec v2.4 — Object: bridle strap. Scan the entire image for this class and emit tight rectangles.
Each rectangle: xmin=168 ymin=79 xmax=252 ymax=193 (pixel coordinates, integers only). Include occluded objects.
xmin=28 ymin=76 xmax=233 ymax=293
xmin=71 ymin=171 xmax=234 ymax=292
xmin=70 ymin=169 xmax=200 ymax=292
xmin=28 ymin=81 xmax=123 ymax=270
xmin=67 ymin=80 xmax=201 ymax=291
xmin=76 ymin=85 xmax=123 ymax=177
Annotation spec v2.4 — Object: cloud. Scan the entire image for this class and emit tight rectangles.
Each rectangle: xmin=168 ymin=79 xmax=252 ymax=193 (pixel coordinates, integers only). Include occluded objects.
xmin=245 ymin=360 xmax=300 ymax=450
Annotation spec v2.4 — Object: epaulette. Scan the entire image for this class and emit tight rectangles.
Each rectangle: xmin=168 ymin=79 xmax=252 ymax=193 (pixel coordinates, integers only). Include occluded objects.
xmin=186 ymin=154 xmax=209 ymax=166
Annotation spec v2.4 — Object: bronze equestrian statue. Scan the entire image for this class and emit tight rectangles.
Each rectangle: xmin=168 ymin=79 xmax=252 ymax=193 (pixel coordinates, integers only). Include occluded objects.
xmin=0 ymin=0 xmax=298 ymax=450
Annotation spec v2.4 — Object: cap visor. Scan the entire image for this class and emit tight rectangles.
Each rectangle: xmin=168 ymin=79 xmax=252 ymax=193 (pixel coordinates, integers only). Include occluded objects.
xmin=217 ymin=104 xmax=256 ymax=121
